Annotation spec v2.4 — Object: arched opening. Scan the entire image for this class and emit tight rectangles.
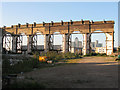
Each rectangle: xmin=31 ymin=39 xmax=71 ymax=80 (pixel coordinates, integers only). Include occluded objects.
xmin=36 ymin=32 xmax=44 ymax=51
xmin=17 ymin=34 xmax=23 ymax=53
xmin=53 ymin=32 xmax=62 ymax=51
xmin=21 ymin=33 xmax=27 ymax=53
xmin=3 ymin=34 xmax=12 ymax=53
xmin=71 ymin=31 xmax=83 ymax=55
xmin=91 ymin=30 xmax=106 ymax=55
xmin=22 ymin=33 xmax=27 ymax=46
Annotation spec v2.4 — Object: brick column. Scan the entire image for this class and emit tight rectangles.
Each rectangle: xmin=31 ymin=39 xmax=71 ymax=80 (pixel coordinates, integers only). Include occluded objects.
xmin=82 ymin=33 xmax=91 ymax=55
xmin=12 ymin=35 xmax=17 ymax=53
xmin=44 ymin=34 xmax=49 ymax=52
xmin=27 ymin=35 xmax=32 ymax=54
xmin=62 ymin=34 xmax=69 ymax=53
xmin=105 ymin=33 xmax=113 ymax=55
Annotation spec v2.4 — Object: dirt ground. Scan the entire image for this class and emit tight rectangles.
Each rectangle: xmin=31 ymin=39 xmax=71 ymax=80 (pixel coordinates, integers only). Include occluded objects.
xmin=19 ymin=56 xmax=118 ymax=88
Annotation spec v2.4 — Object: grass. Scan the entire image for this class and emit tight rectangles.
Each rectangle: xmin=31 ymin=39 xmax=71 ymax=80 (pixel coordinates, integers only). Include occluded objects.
xmin=2 ymin=51 xmax=117 ymax=88
xmin=3 ymin=51 xmax=114 ymax=76
xmin=3 ymin=80 xmax=46 ymax=88
xmin=3 ymin=51 xmax=115 ymax=76
xmin=2 ymin=58 xmax=55 ymax=76
xmin=3 ymin=51 xmax=116 ymax=75
xmin=2 ymin=56 xmax=68 ymax=76
xmin=59 ymin=58 xmax=82 ymax=63
xmin=83 ymin=53 xmax=117 ymax=57
xmin=37 ymin=51 xmax=82 ymax=62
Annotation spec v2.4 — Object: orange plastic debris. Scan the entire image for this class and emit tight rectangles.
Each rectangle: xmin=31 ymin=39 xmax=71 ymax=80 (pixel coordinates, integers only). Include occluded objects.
xmin=39 ymin=56 xmax=47 ymax=62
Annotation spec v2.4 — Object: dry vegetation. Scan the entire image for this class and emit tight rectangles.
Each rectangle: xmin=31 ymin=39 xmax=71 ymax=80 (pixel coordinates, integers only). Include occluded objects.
xmin=2 ymin=52 xmax=118 ymax=88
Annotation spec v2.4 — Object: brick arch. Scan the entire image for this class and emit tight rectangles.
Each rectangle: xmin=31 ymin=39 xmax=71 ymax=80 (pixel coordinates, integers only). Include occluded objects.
xmin=33 ymin=31 xmax=44 ymax=35
xmin=3 ymin=20 xmax=114 ymax=55
xmin=91 ymin=30 xmax=114 ymax=55
xmin=33 ymin=28 xmax=45 ymax=35
xmin=53 ymin=32 xmax=62 ymax=34
xmin=17 ymin=32 xmax=31 ymax=36
xmin=70 ymin=30 xmax=83 ymax=34
xmin=50 ymin=30 xmax=64 ymax=34
xmin=92 ymin=30 xmax=105 ymax=33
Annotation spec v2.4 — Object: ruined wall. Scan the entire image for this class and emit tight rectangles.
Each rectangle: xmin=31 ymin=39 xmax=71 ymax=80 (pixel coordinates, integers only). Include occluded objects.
xmin=2 ymin=20 xmax=114 ymax=55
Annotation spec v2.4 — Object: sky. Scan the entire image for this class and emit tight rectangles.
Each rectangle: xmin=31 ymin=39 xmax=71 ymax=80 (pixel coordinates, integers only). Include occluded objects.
xmin=118 ymin=2 xmax=120 ymax=46
xmin=1 ymin=2 xmax=118 ymax=47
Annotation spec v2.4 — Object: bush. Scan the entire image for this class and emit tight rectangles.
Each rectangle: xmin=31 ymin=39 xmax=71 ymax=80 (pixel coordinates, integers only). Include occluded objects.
xmin=63 ymin=52 xmax=80 ymax=59
xmin=96 ymin=53 xmax=106 ymax=56
xmin=75 ymin=53 xmax=82 ymax=58
xmin=33 ymin=51 xmax=39 ymax=60
xmin=83 ymin=53 xmax=107 ymax=57
xmin=63 ymin=52 xmax=72 ymax=59
xmin=2 ymin=57 xmax=39 ymax=75
xmin=84 ymin=54 xmax=90 ymax=57
xmin=2 ymin=51 xmax=83 ymax=75
xmin=2 ymin=59 xmax=11 ymax=75
xmin=39 ymin=51 xmax=82 ymax=61
xmin=46 ymin=51 xmax=57 ymax=60
xmin=54 ymin=53 xmax=63 ymax=60
xmin=118 ymin=46 xmax=120 ymax=52
xmin=90 ymin=53 xmax=97 ymax=56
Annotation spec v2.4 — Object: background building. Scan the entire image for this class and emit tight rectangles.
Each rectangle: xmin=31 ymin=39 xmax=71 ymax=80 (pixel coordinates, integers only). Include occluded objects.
xmin=90 ymin=40 xmax=106 ymax=53
xmin=71 ymin=37 xmax=82 ymax=48
xmin=91 ymin=40 xmax=103 ymax=49
xmin=71 ymin=37 xmax=82 ymax=54
xmin=95 ymin=47 xmax=106 ymax=54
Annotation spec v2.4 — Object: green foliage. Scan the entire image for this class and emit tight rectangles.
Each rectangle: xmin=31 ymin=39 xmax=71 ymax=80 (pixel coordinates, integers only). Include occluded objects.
xmin=118 ymin=55 xmax=120 ymax=59
xmin=2 ymin=51 xmax=82 ymax=75
xmin=46 ymin=51 xmax=57 ymax=60
xmin=34 ymin=51 xmax=82 ymax=62
xmin=33 ymin=51 xmax=39 ymax=60
xmin=118 ymin=46 xmax=120 ymax=52
xmin=96 ymin=53 xmax=106 ymax=56
xmin=2 ymin=57 xmax=39 ymax=75
xmin=83 ymin=54 xmax=90 ymax=57
xmin=84 ymin=53 xmax=107 ymax=57
xmin=2 ymin=59 xmax=11 ymax=75
xmin=45 ymin=52 xmax=82 ymax=61
xmin=54 ymin=53 xmax=63 ymax=61
xmin=62 ymin=52 xmax=77 ymax=59
xmin=63 ymin=52 xmax=73 ymax=59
